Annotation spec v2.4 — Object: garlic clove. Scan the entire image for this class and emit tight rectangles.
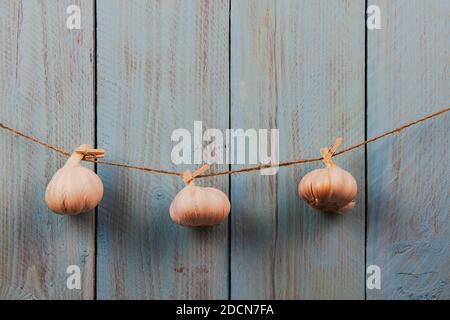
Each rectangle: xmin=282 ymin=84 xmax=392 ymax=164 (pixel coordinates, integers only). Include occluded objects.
xmin=45 ymin=144 xmax=104 ymax=215
xmin=327 ymin=166 xmax=357 ymax=205
xmin=298 ymin=138 xmax=357 ymax=214
xmin=169 ymin=184 xmax=230 ymax=227
xmin=298 ymin=165 xmax=357 ymax=214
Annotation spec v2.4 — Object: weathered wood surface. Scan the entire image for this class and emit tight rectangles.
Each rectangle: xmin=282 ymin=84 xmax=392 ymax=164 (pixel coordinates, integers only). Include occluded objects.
xmin=96 ymin=0 xmax=230 ymax=299
xmin=1 ymin=0 xmax=449 ymax=300
xmin=0 ymin=0 xmax=95 ymax=299
xmin=230 ymin=0 xmax=366 ymax=299
xmin=367 ymin=0 xmax=450 ymax=299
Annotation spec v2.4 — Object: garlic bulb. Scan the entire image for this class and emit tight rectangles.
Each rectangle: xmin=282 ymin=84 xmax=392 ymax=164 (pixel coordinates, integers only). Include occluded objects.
xmin=169 ymin=165 xmax=231 ymax=227
xmin=45 ymin=144 xmax=105 ymax=215
xmin=298 ymin=138 xmax=357 ymax=214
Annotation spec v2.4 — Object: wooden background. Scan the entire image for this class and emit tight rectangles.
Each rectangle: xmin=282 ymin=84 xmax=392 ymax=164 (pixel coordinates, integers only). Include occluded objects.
xmin=0 ymin=0 xmax=448 ymax=300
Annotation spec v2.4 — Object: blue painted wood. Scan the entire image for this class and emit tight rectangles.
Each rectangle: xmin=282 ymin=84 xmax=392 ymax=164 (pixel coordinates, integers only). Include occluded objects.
xmin=0 ymin=0 xmax=447 ymax=301
xmin=230 ymin=0 xmax=366 ymax=299
xmin=230 ymin=0 xmax=278 ymax=299
xmin=96 ymin=0 xmax=230 ymax=299
xmin=0 ymin=0 xmax=95 ymax=299
xmin=367 ymin=0 xmax=450 ymax=299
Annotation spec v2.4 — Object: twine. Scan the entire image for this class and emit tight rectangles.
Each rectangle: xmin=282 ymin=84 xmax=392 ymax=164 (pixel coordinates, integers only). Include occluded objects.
xmin=0 ymin=107 xmax=448 ymax=179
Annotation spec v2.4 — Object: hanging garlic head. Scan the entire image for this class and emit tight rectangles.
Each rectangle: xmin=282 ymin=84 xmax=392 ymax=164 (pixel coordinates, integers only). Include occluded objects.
xmin=298 ymin=138 xmax=357 ymax=214
xmin=169 ymin=165 xmax=231 ymax=227
xmin=45 ymin=144 xmax=105 ymax=215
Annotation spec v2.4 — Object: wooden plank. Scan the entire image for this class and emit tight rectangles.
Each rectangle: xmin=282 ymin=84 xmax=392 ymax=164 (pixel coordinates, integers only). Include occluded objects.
xmin=0 ymin=0 xmax=95 ymax=299
xmin=230 ymin=0 xmax=277 ymax=299
xmin=367 ymin=0 xmax=450 ymax=299
xmin=96 ymin=0 xmax=229 ymax=299
xmin=231 ymin=0 xmax=365 ymax=299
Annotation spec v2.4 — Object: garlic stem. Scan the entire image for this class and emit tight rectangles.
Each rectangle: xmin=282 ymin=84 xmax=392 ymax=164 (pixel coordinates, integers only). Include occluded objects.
xmin=320 ymin=137 xmax=343 ymax=168
xmin=182 ymin=171 xmax=194 ymax=185
xmin=65 ymin=144 xmax=91 ymax=167
xmin=66 ymin=144 xmax=105 ymax=167
xmin=320 ymin=148 xmax=334 ymax=168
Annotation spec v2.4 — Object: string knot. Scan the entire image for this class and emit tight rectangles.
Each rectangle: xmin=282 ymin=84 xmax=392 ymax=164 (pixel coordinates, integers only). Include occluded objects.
xmin=183 ymin=164 xmax=210 ymax=185
xmin=320 ymin=137 xmax=342 ymax=167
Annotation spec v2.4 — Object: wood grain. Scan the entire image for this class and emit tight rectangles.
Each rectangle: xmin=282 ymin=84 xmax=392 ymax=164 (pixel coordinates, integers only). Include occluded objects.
xmin=230 ymin=0 xmax=278 ymax=299
xmin=0 ymin=0 xmax=95 ymax=299
xmin=96 ymin=0 xmax=229 ymax=299
xmin=367 ymin=0 xmax=450 ymax=299
xmin=230 ymin=0 xmax=366 ymax=299
xmin=0 ymin=0 xmax=447 ymax=301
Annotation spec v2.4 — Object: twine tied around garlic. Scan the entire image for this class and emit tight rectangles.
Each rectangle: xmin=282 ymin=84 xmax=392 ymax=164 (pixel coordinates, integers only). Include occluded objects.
xmin=45 ymin=144 xmax=105 ymax=215
xmin=182 ymin=164 xmax=210 ymax=185
xmin=1 ymin=107 xmax=448 ymax=221
xmin=170 ymin=164 xmax=231 ymax=227
xmin=321 ymin=137 xmax=343 ymax=167
xmin=298 ymin=137 xmax=358 ymax=214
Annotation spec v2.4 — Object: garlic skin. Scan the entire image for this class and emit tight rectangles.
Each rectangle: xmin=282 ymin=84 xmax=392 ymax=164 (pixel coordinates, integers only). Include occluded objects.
xmin=169 ymin=184 xmax=230 ymax=227
xmin=298 ymin=165 xmax=357 ymax=214
xmin=45 ymin=144 xmax=104 ymax=215
xmin=298 ymin=139 xmax=357 ymax=214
